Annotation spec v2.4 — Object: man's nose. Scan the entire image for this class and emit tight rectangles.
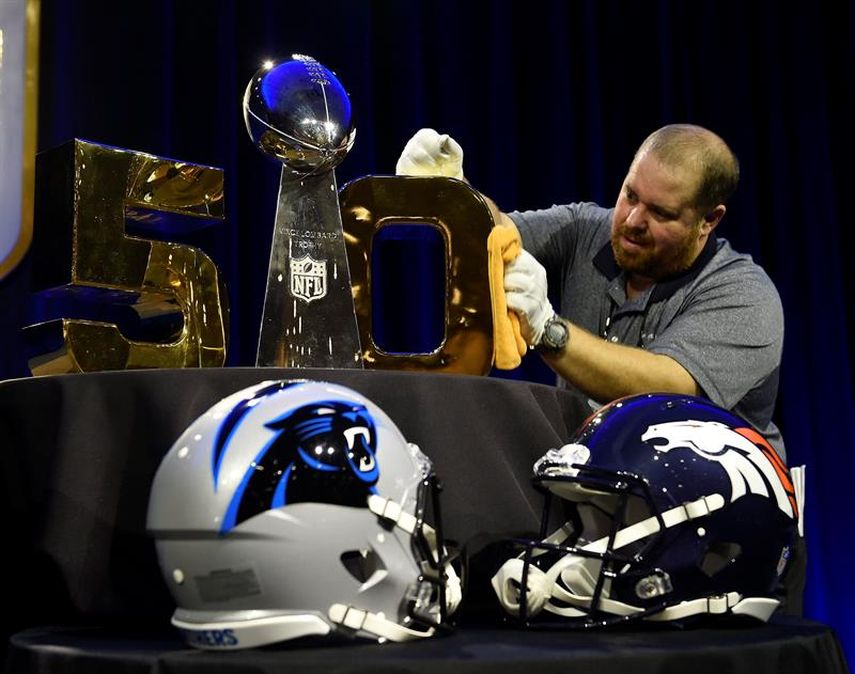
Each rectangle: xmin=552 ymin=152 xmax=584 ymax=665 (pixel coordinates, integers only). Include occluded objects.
xmin=626 ymin=204 xmax=647 ymax=228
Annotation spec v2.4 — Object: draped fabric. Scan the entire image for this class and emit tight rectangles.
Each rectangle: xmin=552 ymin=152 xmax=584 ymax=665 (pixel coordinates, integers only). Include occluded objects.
xmin=0 ymin=0 xmax=852 ymax=662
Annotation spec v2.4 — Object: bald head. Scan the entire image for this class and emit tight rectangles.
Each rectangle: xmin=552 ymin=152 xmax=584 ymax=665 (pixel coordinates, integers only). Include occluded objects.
xmin=634 ymin=124 xmax=740 ymax=215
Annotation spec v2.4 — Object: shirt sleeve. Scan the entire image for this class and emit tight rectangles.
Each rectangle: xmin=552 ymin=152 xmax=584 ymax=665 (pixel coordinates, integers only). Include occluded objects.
xmin=509 ymin=203 xmax=610 ymax=279
xmin=648 ymin=262 xmax=784 ymax=411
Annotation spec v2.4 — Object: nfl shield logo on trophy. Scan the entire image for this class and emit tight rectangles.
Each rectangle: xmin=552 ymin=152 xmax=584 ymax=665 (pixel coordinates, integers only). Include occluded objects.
xmin=289 ymin=255 xmax=328 ymax=303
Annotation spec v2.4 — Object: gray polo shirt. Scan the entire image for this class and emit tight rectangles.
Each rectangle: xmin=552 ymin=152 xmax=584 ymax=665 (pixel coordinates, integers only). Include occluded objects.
xmin=510 ymin=202 xmax=786 ymax=460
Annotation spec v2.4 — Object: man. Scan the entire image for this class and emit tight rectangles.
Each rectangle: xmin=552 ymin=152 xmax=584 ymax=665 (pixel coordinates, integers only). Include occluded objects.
xmin=397 ymin=124 xmax=786 ymax=459
xmin=398 ymin=125 xmax=805 ymax=616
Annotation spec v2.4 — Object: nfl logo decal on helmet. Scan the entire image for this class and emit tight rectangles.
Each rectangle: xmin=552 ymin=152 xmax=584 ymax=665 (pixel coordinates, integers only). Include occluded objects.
xmin=147 ymin=380 xmax=462 ymax=648
xmin=491 ymin=393 xmax=799 ymax=627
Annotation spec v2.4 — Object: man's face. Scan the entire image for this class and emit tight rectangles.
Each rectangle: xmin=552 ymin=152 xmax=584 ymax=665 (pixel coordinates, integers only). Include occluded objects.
xmin=611 ymin=151 xmax=710 ymax=282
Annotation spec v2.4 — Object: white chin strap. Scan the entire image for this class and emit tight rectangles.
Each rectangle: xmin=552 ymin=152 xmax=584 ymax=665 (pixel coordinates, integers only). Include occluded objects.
xmin=492 ymin=493 xmax=780 ymax=623
xmin=325 ymin=495 xmax=462 ymax=642
xmin=328 ymin=603 xmax=433 ymax=643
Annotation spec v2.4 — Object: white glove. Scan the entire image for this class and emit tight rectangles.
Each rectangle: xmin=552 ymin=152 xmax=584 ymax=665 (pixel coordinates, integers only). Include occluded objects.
xmin=395 ymin=128 xmax=464 ymax=179
xmin=504 ymin=250 xmax=555 ymax=346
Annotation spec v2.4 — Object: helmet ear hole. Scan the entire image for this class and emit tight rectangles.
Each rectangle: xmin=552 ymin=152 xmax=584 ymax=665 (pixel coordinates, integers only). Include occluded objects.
xmin=699 ymin=541 xmax=742 ymax=578
xmin=341 ymin=548 xmax=386 ymax=584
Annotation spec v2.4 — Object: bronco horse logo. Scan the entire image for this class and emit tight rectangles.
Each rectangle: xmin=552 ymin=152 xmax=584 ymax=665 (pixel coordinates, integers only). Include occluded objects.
xmin=640 ymin=420 xmax=797 ymax=518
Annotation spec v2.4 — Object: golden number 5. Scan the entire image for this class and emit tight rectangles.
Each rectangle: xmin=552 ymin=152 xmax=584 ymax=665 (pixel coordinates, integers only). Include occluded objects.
xmin=25 ymin=140 xmax=227 ymax=374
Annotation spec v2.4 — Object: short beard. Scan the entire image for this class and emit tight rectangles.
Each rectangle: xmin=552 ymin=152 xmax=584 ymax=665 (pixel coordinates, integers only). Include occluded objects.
xmin=610 ymin=227 xmax=701 ymax=281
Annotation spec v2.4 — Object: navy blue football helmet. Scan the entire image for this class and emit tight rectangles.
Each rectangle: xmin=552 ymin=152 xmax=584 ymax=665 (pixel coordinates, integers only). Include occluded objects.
xmin=148 ymin=380 xmax=462 ymax=648
xmin=492 ymin=393 xmax=799 ymax=626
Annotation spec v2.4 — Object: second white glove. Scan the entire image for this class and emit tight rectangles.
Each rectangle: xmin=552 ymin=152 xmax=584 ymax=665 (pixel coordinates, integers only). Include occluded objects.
xmin=504 ymin=250 xmax=555 ymax=347
xmin=395 ymin=128 xmax=464 ymax=179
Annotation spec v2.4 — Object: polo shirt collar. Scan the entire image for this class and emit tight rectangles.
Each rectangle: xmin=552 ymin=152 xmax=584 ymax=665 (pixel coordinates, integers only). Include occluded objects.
xmin=593 ymin=232 xmax=719 ymax=303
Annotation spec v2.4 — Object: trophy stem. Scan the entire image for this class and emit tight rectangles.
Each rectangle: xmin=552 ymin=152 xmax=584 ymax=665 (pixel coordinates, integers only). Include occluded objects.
xmin=255 ymin=168 xmax=363 ymax=368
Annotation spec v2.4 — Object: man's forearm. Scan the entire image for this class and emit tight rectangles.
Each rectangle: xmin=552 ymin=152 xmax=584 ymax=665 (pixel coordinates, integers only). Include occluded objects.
xmin=478 ymin=189 xmax=697 ymax=400
xmin=540 ymin=320 xmax=701 ymax=403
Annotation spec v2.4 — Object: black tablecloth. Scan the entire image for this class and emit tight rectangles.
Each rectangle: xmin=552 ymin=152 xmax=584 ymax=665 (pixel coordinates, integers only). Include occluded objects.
xmin=7 ymin=617 xmax=849 ymax=674
xmin=1 ymin=368 xmax=849 ymax=674
xmin=0 ymin=368 xmax=583 ymax=646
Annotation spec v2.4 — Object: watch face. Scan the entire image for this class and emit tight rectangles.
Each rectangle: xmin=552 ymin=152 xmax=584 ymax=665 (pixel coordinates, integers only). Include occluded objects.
xmin=543 ymin=318 xmax=568 ymax=350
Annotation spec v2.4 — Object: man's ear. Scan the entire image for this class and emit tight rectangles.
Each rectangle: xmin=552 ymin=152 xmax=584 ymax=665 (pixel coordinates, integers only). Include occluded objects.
xmin=702 ymin=204 xmax=726 ymax=234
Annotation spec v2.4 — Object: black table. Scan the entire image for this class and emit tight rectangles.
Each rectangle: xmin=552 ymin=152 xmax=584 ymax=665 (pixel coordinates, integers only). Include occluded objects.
xmin=7 ymin=617 xmax=849 ymax=674
xmin=0 ymin=369 xmax=583 ymax=649
xmin=1 ymin=369 xmax=848 ymax=673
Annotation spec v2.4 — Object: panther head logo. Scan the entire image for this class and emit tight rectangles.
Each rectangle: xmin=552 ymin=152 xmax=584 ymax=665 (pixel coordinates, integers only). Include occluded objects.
xmin=212 ymin=383 xmax=380 ymax=533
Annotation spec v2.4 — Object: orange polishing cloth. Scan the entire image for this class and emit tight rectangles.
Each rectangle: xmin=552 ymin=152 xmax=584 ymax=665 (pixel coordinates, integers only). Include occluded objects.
xmin=488 ymin=224 xmax=527 ymax=369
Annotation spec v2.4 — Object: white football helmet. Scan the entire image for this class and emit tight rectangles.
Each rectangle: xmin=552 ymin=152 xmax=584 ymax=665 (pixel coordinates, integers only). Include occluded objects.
xmin=147 ymin=380 xmax=462 ymax=649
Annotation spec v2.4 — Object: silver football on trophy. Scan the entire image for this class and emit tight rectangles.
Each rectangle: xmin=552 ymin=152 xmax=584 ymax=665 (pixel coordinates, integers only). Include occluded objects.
xmin=243 ymin=54 xmax=355 ymax=177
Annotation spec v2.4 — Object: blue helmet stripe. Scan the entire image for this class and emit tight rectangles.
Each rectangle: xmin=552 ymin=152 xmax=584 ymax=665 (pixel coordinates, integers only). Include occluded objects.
xmin=221 ymin=429 xmax=282 ymax=533
xmin=271 ymin=463 xmax=294 ymax=509
xmin=212 ymin=381 xmax=299 ymax=490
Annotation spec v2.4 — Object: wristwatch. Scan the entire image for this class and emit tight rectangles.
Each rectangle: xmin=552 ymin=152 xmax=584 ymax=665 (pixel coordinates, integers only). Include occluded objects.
xmin=537 ymin=315 xmax=570 ymax=353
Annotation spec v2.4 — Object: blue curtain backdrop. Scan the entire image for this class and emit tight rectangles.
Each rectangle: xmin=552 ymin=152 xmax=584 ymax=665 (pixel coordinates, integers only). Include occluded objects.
xmin=0 ymin=0 xmax=852 ymax=661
